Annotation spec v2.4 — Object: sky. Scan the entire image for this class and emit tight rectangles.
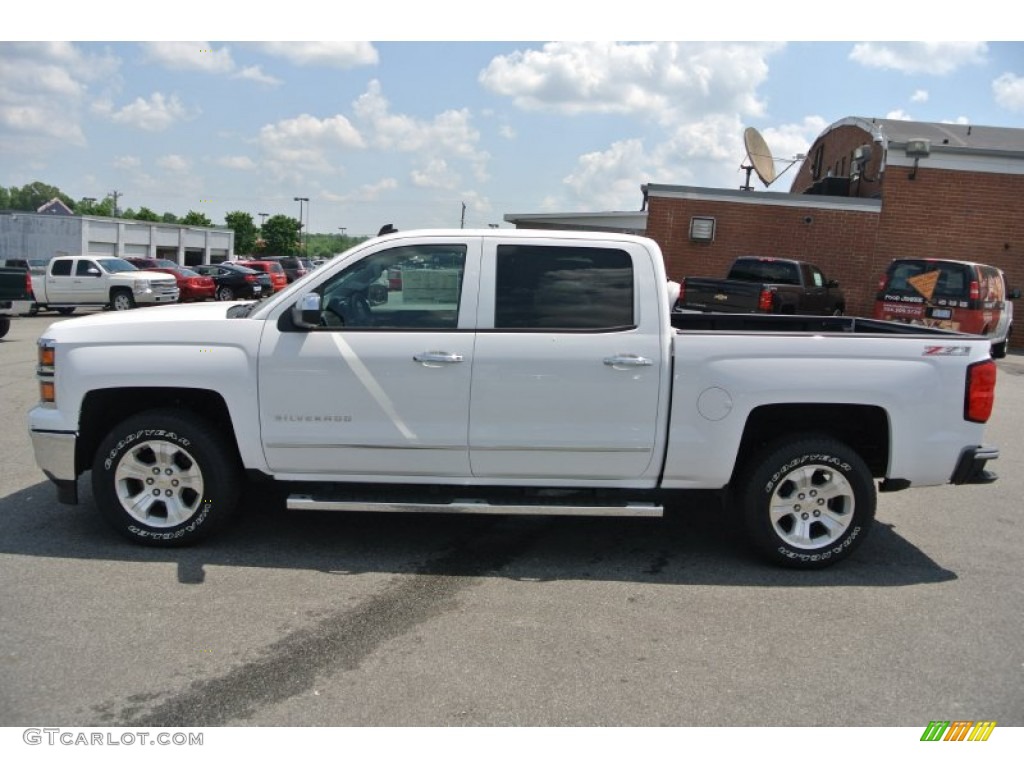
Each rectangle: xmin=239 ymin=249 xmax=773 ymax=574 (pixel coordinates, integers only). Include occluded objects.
xmin=3 ymin=5 xmax=1023 ymax=236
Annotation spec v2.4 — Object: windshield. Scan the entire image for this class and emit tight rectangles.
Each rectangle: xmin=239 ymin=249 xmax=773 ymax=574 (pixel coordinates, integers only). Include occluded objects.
xmin=96 ymin=258 xmax=138 ymax=273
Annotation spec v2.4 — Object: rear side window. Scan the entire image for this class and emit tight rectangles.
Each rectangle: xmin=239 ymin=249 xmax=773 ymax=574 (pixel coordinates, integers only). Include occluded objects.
xmin=50 ymin=260 xmax=72 ymax=276
xmin=494 ymin=245 xmax=634 ymax=330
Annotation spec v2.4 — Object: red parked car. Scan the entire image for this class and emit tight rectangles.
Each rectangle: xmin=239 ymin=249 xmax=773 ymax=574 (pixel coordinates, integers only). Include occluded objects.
xmin=147 ymin=266 xmax=216 ymax=302
xmin=236 ymin=260 xmax=288 ymax=293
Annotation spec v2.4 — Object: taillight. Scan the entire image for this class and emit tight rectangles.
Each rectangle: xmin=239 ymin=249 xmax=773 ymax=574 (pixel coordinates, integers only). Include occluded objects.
xmin=678 ymin=278 xmax=686 ymax=304
xmin=758 ymin=288 xmax=774 ymax=312
xmin=25 ymin=270 xmax=33 ymax=298
xmin=876 ymin=273 xmax=888 ymax=291
xmin=969 ymin=280 xmax=980 ymax=301
xmin=245 ymin=275 xmax=257 ymax=283
xmin=965 ymin=359 xmax=997 ymax=423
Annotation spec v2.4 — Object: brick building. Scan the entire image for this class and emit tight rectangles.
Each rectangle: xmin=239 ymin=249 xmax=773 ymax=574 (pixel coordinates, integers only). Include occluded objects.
xmin=644 ymin=116 xmax=1024 ymax=346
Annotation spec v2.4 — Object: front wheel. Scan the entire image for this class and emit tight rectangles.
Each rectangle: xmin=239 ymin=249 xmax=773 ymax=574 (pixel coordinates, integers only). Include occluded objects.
xmin=734 ymin=435 xmax=875 ymax=568
xmin=110 ymin=289 xmax=135 ymax=311
xmin=91 ymin=409 xmax=240 ymax=546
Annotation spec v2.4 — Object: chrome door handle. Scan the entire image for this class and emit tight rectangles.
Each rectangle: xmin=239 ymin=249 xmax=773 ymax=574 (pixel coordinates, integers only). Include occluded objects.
xmin=604 ymin=354 xmax=653 ymax=367
xmin=414 ymin=351 xmax=464 ymax=364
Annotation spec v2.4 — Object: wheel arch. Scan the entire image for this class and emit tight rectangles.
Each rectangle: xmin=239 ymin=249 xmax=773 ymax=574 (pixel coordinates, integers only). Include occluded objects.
xmin=730 ymin=403 xmax=890 ymax=484
xmin=76 ymin=387 xmax=240 ymax=476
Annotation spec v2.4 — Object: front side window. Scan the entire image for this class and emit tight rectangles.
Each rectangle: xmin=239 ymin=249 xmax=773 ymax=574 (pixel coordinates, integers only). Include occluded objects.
xmin=315 ymin=244 xmax=466 ymax=330
xmin=75 ymin=260 xmax=98 ymax=276
xmin=494 ymin=245 xmax=634 ymax=330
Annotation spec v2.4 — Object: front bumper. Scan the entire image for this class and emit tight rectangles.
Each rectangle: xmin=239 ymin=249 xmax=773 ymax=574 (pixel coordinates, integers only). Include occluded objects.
xmin=950 ymin=445 xmax=999 ymax=485
xmin=29 ymin=429 xmax=79 ymax=503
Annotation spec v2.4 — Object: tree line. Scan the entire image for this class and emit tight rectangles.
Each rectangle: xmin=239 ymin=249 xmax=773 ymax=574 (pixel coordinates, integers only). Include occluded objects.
xmin=1 ymin=181 xmax=365 ymax=259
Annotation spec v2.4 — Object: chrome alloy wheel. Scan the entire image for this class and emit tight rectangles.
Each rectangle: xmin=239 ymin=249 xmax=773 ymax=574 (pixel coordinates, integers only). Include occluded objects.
xmin=768 ymin=464 xmax=854 ymax=549
xmin=113 ymin=439 xmax=205 ymax=527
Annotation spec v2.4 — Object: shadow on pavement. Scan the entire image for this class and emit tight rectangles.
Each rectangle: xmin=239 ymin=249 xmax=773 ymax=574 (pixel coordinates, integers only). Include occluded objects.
xmin=0 ymin=478 xmax=956 ymax=589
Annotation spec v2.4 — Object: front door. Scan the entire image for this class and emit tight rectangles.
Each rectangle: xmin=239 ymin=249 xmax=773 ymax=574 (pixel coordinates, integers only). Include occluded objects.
xmin=259 ymin=238 xmax=481 ymax=480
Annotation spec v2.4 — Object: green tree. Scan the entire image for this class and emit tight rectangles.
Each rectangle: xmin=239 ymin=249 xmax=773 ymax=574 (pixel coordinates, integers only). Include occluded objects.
xmin=260 ymin=215 xmax=302 ymax=255
xmin=0 ymin=187 xmax=10 ymax=209
xmin=135 ymin=207 xmax=160 ymax=222
xmin=181 ymin=210 xmax=213 ymax=227
xmin=161 ymin=212 xmax=179 ymax=223
xmin=9 ymin=181 xmax=73 ymax=211
xmin=76 ymin=196 xmax=115 ymax=217
xmin=224 ymin=211 xmax=258 ymax=255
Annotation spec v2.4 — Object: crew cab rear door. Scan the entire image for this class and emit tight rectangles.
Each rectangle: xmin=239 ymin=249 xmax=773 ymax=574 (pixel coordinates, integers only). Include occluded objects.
xmin=468 ymin=237 xmax=669 ymax=482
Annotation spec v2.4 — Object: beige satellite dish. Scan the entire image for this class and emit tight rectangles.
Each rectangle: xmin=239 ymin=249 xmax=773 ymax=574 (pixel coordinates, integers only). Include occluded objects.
xmin=742 ymin=127 xmax=777 ymax=189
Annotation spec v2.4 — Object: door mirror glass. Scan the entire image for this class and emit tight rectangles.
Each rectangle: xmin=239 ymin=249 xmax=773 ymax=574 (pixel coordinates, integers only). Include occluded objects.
xmin=292 ymin=293 xmax=322 ymax=329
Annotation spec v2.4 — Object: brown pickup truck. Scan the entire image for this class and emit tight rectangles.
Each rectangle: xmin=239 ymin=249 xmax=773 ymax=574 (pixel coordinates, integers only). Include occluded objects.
xmin=677 ymin=256 xmax=846 ymax=316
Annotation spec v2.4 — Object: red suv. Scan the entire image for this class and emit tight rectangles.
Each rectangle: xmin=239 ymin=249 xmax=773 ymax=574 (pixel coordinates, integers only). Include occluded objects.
xmin=236 ymin=260 xmax=287 ymax=293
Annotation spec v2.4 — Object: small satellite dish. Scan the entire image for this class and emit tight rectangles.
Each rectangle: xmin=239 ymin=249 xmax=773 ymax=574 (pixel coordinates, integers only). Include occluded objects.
xmin=742 ymin=127 xmax=777 ymax=189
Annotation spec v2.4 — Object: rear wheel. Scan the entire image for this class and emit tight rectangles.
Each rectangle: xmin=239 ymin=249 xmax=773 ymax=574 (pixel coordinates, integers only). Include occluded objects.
xmin=0 ymin=317 xmax=9 ymax=339
xmin=91 ymin=409 xmax=240 ymax=546
xmin=734 ymin=435 xmax=875 ymax=568
xmin=216 ymin=285 xmax=235 ymax=301
xmin=56 ymin=307 xmax=76 ymax=316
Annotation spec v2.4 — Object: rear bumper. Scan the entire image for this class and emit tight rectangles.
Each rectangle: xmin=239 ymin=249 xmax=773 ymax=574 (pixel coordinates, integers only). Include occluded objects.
xmin=950 ymin=445 xmax=999 ymax=485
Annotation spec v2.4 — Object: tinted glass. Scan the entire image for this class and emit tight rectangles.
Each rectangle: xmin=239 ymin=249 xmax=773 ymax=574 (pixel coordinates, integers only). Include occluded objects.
xmin=494 ymin=245 xmax=634 ymax=330
xmin=50 ymin=260 xmax=72 ymax=276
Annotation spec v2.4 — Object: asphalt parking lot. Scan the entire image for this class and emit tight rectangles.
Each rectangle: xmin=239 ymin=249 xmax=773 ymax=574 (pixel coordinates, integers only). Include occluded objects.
xmin=0 ymin=311 xmax=1021 ymax=727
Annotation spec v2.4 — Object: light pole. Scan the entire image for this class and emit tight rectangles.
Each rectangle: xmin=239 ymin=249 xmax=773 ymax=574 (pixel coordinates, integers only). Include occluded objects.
xmin=293 ymin=197 xmax=308 ymax=256
xmin=258 ymin=212 xmax=268 ymax=226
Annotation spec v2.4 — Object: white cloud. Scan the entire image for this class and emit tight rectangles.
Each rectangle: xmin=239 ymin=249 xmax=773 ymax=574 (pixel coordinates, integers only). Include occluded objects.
xmin=499 ymin=125 xmax=516 ymax=140
xmin=479 ymin=42 xmax=779 ymax=125
xmin=993 ymin=72 xmax=1024 ymax=111
xmin=562 ymin=138 xmax=652 ymax=211
xmin=911 ymin=89 xmax=929 ymax=103
xmin=156 ymin=154 xmax=190 ymax=173
xmin=256 ymin=42 xmax=379 ymax=68
xmin=113 ymin=155 xmax=142 ymax=170
xmin=232 ymin=65 xmax=282 ymax=86
xmin=256 ymin=113 xmax=365 ymax=181
xmin=0 ymin=42 xmax=119 ymax=148
xmin=141 ymin=42 xmax=235 ymax=74
xmin=108 ymin=92 xmax=192 ymax=132
xmin=217 ymin=155 xmax=257 ymax=171
xmin=318 ymin=178 xmax=399 ymax=204
xmin=353 ymin=79 xmax=490 ymax=181
xmin=849 ymin=42 xmax=987 ymax=76
xmin=411 ymin=158 xmax=459 ymax=190
xmin=557 ymin=114 xmax=827 ymax=210
xmin=886 ymin=109 xmax=914 ymax=121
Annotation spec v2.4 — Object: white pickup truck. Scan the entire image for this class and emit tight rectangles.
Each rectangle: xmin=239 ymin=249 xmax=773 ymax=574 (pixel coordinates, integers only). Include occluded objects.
xmin=31 ymin=255 xmax=179 ymax=313
xmin=28 ymin=230 xmax=1000 ymax=568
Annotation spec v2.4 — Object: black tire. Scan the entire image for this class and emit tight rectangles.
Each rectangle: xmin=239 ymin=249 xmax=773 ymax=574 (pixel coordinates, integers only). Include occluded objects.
xmin=56 ymin=307 xmax=76 ymax=316
xmin=991 ymin=329 xmax=1009 ymax=359
xmin=110 ymin=289 xmax=135 ymax=311
xmin=216 ymin=285 xmax=235 ymax=301
xmin=0 ymin=316 xmax=9 ymax=339
xmin=734 ymin=435 xmax=875 ymax=568
xmin=91 ymin=409 xmax=240 ymax=546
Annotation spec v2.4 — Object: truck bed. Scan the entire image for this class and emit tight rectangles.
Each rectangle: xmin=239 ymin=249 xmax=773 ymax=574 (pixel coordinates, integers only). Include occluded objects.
xmin=671 ymin=311 xmax=967 ymax=337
